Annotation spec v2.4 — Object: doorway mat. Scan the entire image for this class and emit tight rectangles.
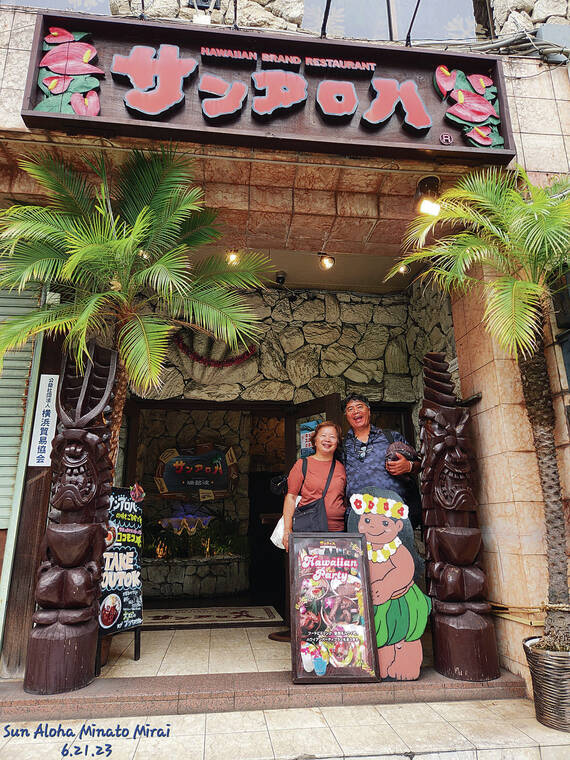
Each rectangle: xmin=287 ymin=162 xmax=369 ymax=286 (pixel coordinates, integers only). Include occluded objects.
xmin=141 ymin=606 xmax=283 ymax=629
xmin=0 ymin=668 xmax=526 ymax=722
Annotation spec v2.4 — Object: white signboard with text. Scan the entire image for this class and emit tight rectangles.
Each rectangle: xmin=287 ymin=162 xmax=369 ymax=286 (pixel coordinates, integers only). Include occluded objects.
xmin=28 ymin=373 xmax=58 ymax=467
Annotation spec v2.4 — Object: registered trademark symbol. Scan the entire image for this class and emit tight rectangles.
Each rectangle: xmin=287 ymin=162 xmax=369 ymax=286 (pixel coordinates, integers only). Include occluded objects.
xmin=440 ymin=133 xmax=454 ymax=145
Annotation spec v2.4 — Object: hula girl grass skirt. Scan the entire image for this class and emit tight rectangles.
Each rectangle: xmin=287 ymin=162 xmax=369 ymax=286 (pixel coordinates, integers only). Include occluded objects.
xmin=374 ymin=584 xmax=431 ymax=647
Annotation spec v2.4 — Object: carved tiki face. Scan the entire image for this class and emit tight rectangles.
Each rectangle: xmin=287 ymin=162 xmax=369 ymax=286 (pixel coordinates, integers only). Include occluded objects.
xmin=50 ymin=430 xmax=99 ymax=518
xmin=419 ymin=401 xmax=475 ymax=511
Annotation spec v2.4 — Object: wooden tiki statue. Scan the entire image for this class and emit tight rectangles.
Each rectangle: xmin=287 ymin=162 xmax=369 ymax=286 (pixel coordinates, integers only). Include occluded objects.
xmin=24 ymin=344 xmax=117 ymax=694
xmin=419 ymin=351 xmax=500 ymax=681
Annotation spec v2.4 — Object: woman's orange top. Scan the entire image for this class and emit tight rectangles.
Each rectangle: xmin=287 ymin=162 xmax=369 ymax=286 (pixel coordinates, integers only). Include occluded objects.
xmin=287 ymin=457 xmax=346 ymax=532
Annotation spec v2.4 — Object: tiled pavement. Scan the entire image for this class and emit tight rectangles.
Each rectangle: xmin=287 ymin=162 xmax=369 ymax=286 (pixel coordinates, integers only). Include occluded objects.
xmin=0 ymin=698 xmax=568 ymax=760
xmin=101 ymin=627 xmax=292 ymax=677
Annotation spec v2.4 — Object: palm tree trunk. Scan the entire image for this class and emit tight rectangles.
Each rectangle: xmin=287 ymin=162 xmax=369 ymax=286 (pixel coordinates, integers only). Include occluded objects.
xmin=108 ymin=358 xmax=128 ymax=473
xmin=518 ymin=326 xmax=570 ymax=648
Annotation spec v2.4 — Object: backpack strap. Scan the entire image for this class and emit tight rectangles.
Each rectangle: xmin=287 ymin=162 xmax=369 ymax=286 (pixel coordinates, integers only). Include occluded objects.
xmin=299 ymin=457 xmax=336 ymax=498
xmin=383 ymin=429 xmax=395 ymax=444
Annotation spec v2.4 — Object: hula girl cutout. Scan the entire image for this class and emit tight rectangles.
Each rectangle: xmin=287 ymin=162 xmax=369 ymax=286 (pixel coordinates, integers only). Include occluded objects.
xmin=350 ymin=493 xmax=431 ymax=680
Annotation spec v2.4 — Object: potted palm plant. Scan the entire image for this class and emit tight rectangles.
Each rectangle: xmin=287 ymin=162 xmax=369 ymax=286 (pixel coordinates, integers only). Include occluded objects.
xmin=388 ymin=167 xmax=570 ymax=731
xmin=0 ymin=146 xmax=270 ymax=692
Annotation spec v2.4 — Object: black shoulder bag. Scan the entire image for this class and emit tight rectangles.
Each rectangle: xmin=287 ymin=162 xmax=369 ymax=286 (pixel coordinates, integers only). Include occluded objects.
xmin=292 ymin=458 xmax=336 ymax=533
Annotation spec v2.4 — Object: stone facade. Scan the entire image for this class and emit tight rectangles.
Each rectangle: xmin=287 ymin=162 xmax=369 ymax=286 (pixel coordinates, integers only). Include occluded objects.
xmin=142 ymin=555 xmax=247 ymax=597
xmin=110 ymin=0 xmax=304 ymax=30
xmin=491 ymin=0 xmax=570 ymax=35
xmin=145 ymin=287 xmax=456 ymax=411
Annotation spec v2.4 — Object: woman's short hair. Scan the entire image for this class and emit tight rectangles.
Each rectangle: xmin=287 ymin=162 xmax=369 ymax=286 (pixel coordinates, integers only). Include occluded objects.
xmin=309 ymin=421 xmax=343 ymax=448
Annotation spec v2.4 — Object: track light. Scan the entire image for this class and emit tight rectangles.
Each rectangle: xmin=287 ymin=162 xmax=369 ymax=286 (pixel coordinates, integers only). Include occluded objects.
xmin=319 ymin=253 xmax=335 ymax=271
xmin=398 ymin=263 xmax=410 ymax=275
xmin=226 ymin=250 xmax=240 ymax=266
xmin=415 ymin=176 xmax=441 ymax=215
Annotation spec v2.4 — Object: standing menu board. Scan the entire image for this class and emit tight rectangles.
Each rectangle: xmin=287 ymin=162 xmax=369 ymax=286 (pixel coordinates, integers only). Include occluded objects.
xmin=99 ymin=487 xmax=143 ymax=633
xmin=289 ymin=533 xmax=379 ymax=684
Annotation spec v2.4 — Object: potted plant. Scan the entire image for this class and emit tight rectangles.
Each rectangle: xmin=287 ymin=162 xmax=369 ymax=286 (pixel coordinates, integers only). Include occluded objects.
xmin=388 ymin=167 xmax=570 ymax=731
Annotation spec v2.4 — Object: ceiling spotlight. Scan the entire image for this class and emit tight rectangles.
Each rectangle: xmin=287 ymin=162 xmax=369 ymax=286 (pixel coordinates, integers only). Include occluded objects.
xmin=226 ymin=250 xmax=240 ymax=266
xmin=319 ymin=253 xmax=336 ymax=271
xmin=398 ymin=263 xmax=410 ymax=275
xmin=415 ymin=176 xmax=441 ymax=216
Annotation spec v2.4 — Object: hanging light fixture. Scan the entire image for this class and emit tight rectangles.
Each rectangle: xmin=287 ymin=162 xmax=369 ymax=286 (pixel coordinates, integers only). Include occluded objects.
xmin=415 ymin=176 xmax=441 ymax=215
xmin=319 ymin=253 xmax=336 ymax=271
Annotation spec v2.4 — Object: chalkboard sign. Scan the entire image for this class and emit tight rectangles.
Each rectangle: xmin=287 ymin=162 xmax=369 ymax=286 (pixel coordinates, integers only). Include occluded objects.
xmin=155 ymin=444 xmax=238 ymax=500
xmin=289 ymin=533 xmax=379 ymax=684
xmin=99 ymin=487 xmax=143 ymax=633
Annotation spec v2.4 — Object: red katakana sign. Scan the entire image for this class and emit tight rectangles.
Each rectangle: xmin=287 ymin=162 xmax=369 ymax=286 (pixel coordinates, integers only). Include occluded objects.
xmin=22 ymin=13 xmax=515 ymax=163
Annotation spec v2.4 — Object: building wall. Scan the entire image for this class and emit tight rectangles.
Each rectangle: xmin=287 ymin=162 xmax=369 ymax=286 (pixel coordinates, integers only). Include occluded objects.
xmin=491 ymin=0 xmax=570 ymax=35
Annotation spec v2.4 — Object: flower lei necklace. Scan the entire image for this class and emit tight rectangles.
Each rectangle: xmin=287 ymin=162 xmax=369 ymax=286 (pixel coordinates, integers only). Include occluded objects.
xmin=367 ymin=537 xmax=402 ymax=563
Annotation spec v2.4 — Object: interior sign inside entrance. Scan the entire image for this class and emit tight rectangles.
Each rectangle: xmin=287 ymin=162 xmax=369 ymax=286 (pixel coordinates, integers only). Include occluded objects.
xmin=155 ymin=444 xmax=239 ymax=500
xmin=23 ymin=13 xmax=514 ymax=162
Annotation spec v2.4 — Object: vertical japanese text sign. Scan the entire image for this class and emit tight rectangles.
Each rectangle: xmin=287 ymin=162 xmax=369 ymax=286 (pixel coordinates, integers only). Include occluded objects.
xmin=28 ymin=373 xmax=59 ymax=467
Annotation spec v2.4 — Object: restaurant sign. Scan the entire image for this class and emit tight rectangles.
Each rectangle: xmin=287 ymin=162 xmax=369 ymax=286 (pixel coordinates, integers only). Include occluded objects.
xmin=22 ymin=13 xmax=514 ymax=162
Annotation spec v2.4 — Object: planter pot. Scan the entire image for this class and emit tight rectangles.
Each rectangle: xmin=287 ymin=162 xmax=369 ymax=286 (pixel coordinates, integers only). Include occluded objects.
xmin=524 ymin=636 xmax=570 ymax=732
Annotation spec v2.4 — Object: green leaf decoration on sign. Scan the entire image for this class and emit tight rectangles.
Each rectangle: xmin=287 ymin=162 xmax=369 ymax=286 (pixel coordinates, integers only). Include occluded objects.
xmin=67 ymin=75 xmax=101 ymax=93
xmin=453 ymin=70 xmax=474 ymax=93
xmin=37 ymin=67 xmax=53 ymax=96
xmin=33 ymin=92 xmax=74 ymax=114
xmin=72 ymin=31 xmax=90 ymax=41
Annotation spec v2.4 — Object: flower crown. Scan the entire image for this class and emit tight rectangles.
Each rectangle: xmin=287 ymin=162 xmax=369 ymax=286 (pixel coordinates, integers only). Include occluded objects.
xmin=350 ymin=493 xmax=409 ymax=520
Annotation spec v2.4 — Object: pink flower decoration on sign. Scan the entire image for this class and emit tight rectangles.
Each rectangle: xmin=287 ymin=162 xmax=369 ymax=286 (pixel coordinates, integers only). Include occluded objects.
xmin=40 ymin=42 xmax=104 ymax=75
xmin=70 ymin=91 xmax=100 ymax=116
xmin=434 ymin=65 xmax=457 ymax=97
xmin=44 ymin=27 xmax=75 ymax=44
xmin=448 ymin=90 xmax=498 ymax=123
xmin=466 ymin=74 xmax=494 ymax=95
xmin=465 ymin=125 xmax=493 ymax=146
xmin=42 ymin=75 xmax=72 ymax=94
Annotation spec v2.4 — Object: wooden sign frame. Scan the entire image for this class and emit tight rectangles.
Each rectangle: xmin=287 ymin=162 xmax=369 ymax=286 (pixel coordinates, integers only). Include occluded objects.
xmin=289 ymin=532 xmax=379 ymax=684
xmin=21 ymin=12 xmax=515 ymax=163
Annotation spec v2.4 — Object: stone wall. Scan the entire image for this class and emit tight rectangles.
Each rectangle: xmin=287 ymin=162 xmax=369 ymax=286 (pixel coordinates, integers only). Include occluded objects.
xmin=408 ymin=282 xmax=457 ymax=427
xmin=136 ymin=408 xmax=251 ymax=531
xmin=142 ymin=555 xmax=248 ymax=597
xmin=148 ymin=288 xmax=419 ymax=406
xmin=491 ymin=0 xmax=570 ymax=35
xmin=110 ymin=0 xmax=304 ymax=30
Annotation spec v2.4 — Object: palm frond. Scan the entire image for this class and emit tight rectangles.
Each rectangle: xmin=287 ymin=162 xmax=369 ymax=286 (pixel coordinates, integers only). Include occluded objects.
xmin=191 ymin=252 xmax=272 ymax=290
xmin=158 ymin=288 xmax=263 ymax=349
xmin=64 ymin=292 xmax=122 ymax=365
xmin=117 ymin=313 xmax=174 ymax=391
xmin=0 ymin=241 xmax=67 ymax=290
xmin=483 ymin=278 xmax=545 ymax=358
xmin=17 ymin=154 xmax=95 ymax=217
xmin=0 ymin=303 xmax=78 ymax=370
xmin=131 ymin=247 xmax=193 ymax=295
xmin=114 ymin=147 xmax=196 ymax=227
xmin=144 ymin=186 xmax=206 ymax=255
xmin=178 ymin=207 xmax=221 ymax=249
xmin=0 ymin=206 xmax=74 ymax=248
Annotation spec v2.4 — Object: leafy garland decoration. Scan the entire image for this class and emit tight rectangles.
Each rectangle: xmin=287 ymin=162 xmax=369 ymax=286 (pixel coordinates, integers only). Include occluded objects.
xmin=35 ymin=26 xmax=103 ymax=116
xmin=175 ymin=334 xmax=256 ymax=368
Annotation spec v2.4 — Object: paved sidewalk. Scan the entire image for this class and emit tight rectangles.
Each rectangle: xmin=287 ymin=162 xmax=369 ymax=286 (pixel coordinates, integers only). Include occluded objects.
xmin=0 ymin=698 xmax=568 ymax=760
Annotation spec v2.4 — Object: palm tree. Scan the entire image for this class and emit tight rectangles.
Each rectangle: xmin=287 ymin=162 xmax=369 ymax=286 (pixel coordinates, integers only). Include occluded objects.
xmin=0 ymin=147 xmax=270 ymax=465
xmin=388 ymin=166 xmax=570 ymax=648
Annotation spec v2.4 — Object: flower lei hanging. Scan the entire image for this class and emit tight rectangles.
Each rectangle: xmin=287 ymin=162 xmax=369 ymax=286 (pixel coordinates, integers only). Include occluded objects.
xmin=175 ymin=334 xmax=256 ymax=368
